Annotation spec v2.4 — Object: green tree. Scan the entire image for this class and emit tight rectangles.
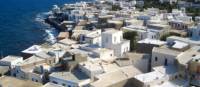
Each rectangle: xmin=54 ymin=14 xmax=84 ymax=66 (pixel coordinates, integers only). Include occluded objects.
xmin=142 ymin=0 xmax=178 ymax=12
xmin=123 ymin=31 xmax=138 ymax=51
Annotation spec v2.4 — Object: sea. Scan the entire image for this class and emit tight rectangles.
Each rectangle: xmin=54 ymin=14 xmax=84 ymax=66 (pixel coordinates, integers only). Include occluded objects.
xmin=0 ymin=0 xmax=89 ymax=57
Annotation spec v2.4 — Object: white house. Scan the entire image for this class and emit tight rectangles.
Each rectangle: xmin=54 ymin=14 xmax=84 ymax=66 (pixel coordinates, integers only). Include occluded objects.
xmin=0 ymin=56 xmax=23 ymax=68
xmin=0 ymin=56 xmax=23 ymax=76
xmin=79 ymin=60 xmax=120 ymax=79
xmin=68 ymin=10 xmax=86 ymax=23
xmin=14 ymin=56 xmax=50 ymax=83
xmin=79 ymin=60 xmax=104 ymax=78
xmin=151 ymin=47 xmax=181 ymax=68
xmin=84 ymin=30 xmax=102 ymax=46
xmin=12 ymin=52 xmax=55 ymax=83
xmin=123 ymin=25 xmax=148 ymax=40
xmin=123 ymin=24 xmax=168 ymax=40
xmin=80 ymin=44 xmax=115 ymax=61
xmin=101 ymin=29 xmax=130 ymax=57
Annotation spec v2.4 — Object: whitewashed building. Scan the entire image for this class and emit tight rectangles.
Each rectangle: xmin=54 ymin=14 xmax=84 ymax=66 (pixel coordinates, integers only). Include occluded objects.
xmin=0 ymin=56 xmax=23 ymax=76
xmin=0 ymin=56 xmax=23 ymax=68
xmin=84 ymin=30 xmax=102 ymax=46
xmin=101 ymin=29 xmax=130 ymax=57
xmin=151 ymin=47 xmax=181 ymax=67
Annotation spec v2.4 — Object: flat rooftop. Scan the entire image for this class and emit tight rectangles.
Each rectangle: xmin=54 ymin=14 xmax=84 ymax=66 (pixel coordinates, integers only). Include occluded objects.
xmin=153 ymin=47 xmax=181 ymax=57
xmin=103 ymin=28 xmax=121 ymax=34
xmin=43 ymin=82 xmax=64 ymax=87
xmin=68 ymin=48 xmax=91 ymax=55
xmin=0 ymin=55 xmax=22 ymax=62
xmin=22 ymin=45 xmax=42 ymax=54
xmin=138 ymin=39 xmax=166 ymax=46
xmin=91 ymin=66 xmax=142 ymax=87
xmin=123 ymin=25 xmax=147 ymax=33
xmin=153 ymin=65 xmax=178 ymax=75
xmin=50 ymin=69 xmax=89 ymax=83
xmin=167 ymin=36 xmax=200 ymax=46
xmin=20 ymin=55 xmax=45 ymax=66
xmin=79 ymin=60 xmax=121 ymax=74
xmin=134 ymin=71 xmax=164 ymax=83
xmin=0 ymin=76 xmax=42 ymax=87
xmin=171 ymin=40 xmax=189 ymax=49
xmin=154 ymin=79 xmax=189 ymax=87
xmin=176 ymin=46 xmax=200 ymax=66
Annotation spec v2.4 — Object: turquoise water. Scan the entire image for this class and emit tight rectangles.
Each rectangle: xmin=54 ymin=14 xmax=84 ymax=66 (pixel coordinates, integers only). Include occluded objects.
xmin=0 ymin=0 xmax=84 ymax=56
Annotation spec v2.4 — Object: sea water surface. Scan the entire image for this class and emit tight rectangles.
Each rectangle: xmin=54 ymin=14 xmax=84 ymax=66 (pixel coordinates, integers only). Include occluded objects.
xmin=0 ymin=0 xmax=86 ymax=56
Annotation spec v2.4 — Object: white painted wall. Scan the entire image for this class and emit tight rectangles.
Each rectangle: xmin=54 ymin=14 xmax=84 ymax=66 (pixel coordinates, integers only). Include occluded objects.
xmin=191 ymin=24 xmax=200 ymax=40
xmin=49 ymin=76 xmax=78 ymax=87
xmin=102 ymin=30 xmax=130 ymax=57
xmin=151 ymin=50 xmax=177 ymax=68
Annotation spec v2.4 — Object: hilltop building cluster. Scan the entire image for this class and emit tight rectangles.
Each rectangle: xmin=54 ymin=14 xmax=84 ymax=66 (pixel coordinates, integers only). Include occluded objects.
xmin=0 ymin=0 xmax=200 ymax=87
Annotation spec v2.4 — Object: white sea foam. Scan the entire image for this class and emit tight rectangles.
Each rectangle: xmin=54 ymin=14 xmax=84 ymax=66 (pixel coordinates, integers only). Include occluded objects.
xmin=35 ymin=12 xmax=58 ymax=44
xmin=35 ymin=11 xmax=52 ymax=22
xmin=45 ymin=28 xmax=57 ymax=44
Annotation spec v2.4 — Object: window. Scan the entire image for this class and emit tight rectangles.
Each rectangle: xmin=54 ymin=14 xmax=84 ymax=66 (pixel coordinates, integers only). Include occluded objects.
xmin=155 ymin=57 xmax=158 ymax=61
xmin=82 ymin=35 xmax=85 ymax=41
xmin=52 ymin=81 xmax=58 ymax=84
xmin=175 ymin=75 xmax=178 ymax=79
xmin=13 ymin=73 xmax=16 ymax=77
xmin=164 ymin=58 xmax=168 ymax=66
xmin=179 ymin=74 xmax=182 ymax=78
xmin=161 ymin=81 xmax=164 ymax=84
xmin=62 ymin=83 xmax=66 ymax=86
xmin=192 ymin=74 xmax=195 ymax=78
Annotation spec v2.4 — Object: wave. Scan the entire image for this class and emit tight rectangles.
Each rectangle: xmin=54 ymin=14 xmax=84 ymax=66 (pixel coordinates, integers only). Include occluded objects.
xmin=35 ymin=11 xmax=52 ymax=22
xmin=35 ymin=11 xmax=58 ymax=44
xmin=44 ymin=28 xmax=58 ymax=44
